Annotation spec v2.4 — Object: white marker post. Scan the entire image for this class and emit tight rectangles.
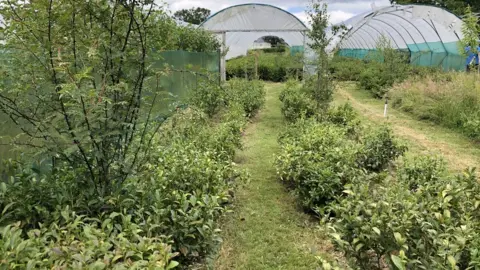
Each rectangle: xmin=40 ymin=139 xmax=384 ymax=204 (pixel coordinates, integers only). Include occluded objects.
xmin=384 ymin=95 xmax=388 ymax=118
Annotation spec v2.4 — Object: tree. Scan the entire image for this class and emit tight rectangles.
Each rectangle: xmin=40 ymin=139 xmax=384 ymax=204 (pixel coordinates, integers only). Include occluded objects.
xmin=391 ymin=0 xmax=480 ymax=16
xmin=174 ymin=7 xmax=210 ymax=25
xmin=261 ymin=36 xmax=288 ymax=47
xmin=459 ymin=6 xmax=480 ymax=71
xmin=0 ymin=0 xmax=176 ymax=199
xmin=306 ymin=0 xmax=337 ymax=112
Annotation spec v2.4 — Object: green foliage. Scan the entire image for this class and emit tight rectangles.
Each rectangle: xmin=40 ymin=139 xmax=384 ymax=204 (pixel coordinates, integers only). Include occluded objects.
xmin=356 ymin=125 xmax=407 ymax=172
xmin=306 ymin=0 xmax=335 ymax=112
xmin=276 ymin=106 xmax=405 ymax=211
xmin=279 ymin=80 xmax=316 ymax=122
xmin=325 ymin=103 xmax=361 ymax=136
xmin=331 ymin=37 xmax=438 ymax=98
xmin=459 ymin=6 xmax=480 ymax=56
xmin=398 ymin=155 xmax=447 ymax=191
xmin=276 ymin=118 xmax=360 ymax=210
xmin=188 ymin=76 xmax=224 ymax=117
xmin=0 ymin=210 xmax=178 ymax=269
xmin=173 ymin=7 xmax=211 ymax=25
xmin=390 ymin=73 xmax=480 ymax=140
xmin=329 ymin=57 xmax=365 ymax=81
xmin=227 ymin=53 xmax=302 ymax=82
xmin=225 ymin=79 xmax=266 ymax=118
xmin=328 ymin=156 xmax=480 ymax=269
xmin=0 ymin=0 xmax=242 ymax=268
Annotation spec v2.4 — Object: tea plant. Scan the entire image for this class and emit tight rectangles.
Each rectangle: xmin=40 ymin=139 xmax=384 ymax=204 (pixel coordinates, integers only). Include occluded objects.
xmin=328 ymin=161 xmax=480 ymax=269
xmin=279 ymin=80 xmax=316 ymax=122
xmin=226 ymin=79 xmax=266 ymax=118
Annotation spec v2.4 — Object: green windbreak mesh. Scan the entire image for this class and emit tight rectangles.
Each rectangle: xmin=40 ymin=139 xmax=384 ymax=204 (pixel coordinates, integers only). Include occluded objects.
xmin=290 ymin=46 xmax=304 ymax=56
xmin=338 ymin=41 xmax=465 ymax=71
xmin=145 ymin=50 xmax=220 ymax=117
xmin=0 ymin=50 xmax=220 ymax=169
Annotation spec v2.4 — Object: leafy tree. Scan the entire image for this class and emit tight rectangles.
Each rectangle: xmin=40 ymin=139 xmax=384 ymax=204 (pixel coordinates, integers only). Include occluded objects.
xmin=391 ymin=0 xmax=480 ymax=16
xmin=261 ymin=36 xmax=288 ymax=47
xmin=306 ymin=0 xmax=337 ymax=112
xmin=459 ymin=6 xmax=480 ymax=55
xmin=174 ymin=7 xmax=211 ymax=25
xmin=0 ymin=0 xmax=192 ymax=198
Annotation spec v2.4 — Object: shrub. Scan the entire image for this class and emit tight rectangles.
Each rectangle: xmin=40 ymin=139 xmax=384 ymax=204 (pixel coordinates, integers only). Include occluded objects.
xmin=226 ymin=79 xmax=266 ymax=118
xmin=398 ymin=155 xmax=447 ymax=191
xmin=279 ymin=80 xmax=316 ymax=122
xmin=0 ymin=210 xmax=178 ymax=269
xmin=329 ymin=57 xmax=366 ymax=81
xmin=325 ymin=103 xmax=361 ymax=136
xmin=226 ymin=53 xmax=303 ymax=82
xmin=328 ymin=161 xmax=480 ymax=269
xmin=356 ymin=125 xmax=407 ymax=172
xmin=0 ymin=105 xmax=247 ymax=267
xmin=188 ymin=75 xmax=224 ymax=117
xmin=276 ymin=119 xmax=361 ymax=210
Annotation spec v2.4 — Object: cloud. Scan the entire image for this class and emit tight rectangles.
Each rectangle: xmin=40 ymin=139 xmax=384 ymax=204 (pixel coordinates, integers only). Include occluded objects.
xmin=162 ymin=0 xmax=391 ymax=25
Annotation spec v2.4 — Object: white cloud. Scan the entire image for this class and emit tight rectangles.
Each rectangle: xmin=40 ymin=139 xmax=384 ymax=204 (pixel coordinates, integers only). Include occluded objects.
xmin=329 ymin=10 xmax=356 ymax=25
xmin=162 ymin=0 xmax=391 ymax=17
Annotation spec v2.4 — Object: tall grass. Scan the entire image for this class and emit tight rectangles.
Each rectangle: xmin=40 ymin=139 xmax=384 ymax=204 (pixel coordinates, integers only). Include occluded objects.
xmin=390 ymin=72 xmax=480 ymax=140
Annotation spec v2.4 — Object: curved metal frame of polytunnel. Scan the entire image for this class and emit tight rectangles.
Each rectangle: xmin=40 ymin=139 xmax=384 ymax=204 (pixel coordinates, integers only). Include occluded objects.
xmin=199 ymin=3 xmax=309 ymax=81
xmin=333 ymin=4 xmax=465 ymax=71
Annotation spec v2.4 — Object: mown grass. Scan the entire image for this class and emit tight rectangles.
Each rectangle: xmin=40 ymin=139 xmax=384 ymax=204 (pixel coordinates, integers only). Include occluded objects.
xmin=213 ymin=83 xmax=338 ymax=270
xmin=334 ymin=82 xmax=480 ymax=171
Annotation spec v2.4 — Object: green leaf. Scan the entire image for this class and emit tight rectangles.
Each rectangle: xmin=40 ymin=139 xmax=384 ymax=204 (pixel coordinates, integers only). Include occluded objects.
xmin=391 ymin=254 xmax=405 ymax=270
xmin=447 ymin=255 xmax=456 ymax=268
xmin=394 ymin=232 xmax=403 ymax=244
xmin=373 ymin=227 xmax=381 ymax=235
xmin=167 ymin=260 xmax=180 ymax=269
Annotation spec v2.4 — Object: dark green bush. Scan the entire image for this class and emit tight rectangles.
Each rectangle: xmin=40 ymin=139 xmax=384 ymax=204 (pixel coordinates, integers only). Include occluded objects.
xmin=398 ymin=155 xmax=447 ymax=191
xmin=188 ymin=75 xmax=224 ymax=117
xmin=0 ymin=105 xmax=248 ymax=267
xmin=328 ymin=159 xmax=480 ymax=269
xmin=226 ymin=79 xmax=265 ymax=118
xmin=325 ymin=103 xmax=361 ymax=136
xmin=276 ymin=119 xmax=361 ymax=210
xmin=276 ymin=107 xmax=406 ymax=212
xmin=356 ymin=125 xmax=407 ymax=172
xmin=329 ymin=57 xmax=366 ymax=81
xmin=279 ymin=80 xmax=316 ymax=123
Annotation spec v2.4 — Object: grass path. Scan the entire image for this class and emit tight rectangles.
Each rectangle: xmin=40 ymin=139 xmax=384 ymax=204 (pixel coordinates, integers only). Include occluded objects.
xmin=214 ymin=83 xmax=335 ymax=269
xmin=335 ymin=82 xmax=480 ymax=171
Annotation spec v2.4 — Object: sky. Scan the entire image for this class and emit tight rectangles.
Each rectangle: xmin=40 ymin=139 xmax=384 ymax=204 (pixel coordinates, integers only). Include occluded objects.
xmin=164 ymin=0 xmax=391 ymax=26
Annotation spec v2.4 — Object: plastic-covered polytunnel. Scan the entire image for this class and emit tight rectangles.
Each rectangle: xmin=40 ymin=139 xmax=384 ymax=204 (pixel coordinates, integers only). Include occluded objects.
xmin=333 ymin=4 xmax=465 ymax=71
xmin=199 ymin=4 xmax=309 ymax=80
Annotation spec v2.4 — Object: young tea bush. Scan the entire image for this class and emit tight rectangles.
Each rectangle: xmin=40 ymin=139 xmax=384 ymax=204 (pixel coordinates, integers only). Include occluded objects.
xmin=0 ymin=210 xmax=178 ymax=269
xmin=188 ymin=75 xmax=225 ymax=117
xmin=356 ymin=125 xmax=407 ymax=172
xmin=328 ymin=159 xmax=480 ymax=270
xmin=226 ymin=79 xmax=266 ymax=118
xmin=279 ymin=80 xmax=316 ymax=123
xmin=276 ymin=119 xmax=361 ymax=210
xmin=325 ymin=103 xmax=361 ymax=137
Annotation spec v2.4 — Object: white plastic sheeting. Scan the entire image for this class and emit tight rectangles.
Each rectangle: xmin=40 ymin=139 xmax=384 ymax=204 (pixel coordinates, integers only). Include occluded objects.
xmin=332 ymin=5 xmax=463 ymax=52
xmin=199 ymin=4 xmax=308 ymax=60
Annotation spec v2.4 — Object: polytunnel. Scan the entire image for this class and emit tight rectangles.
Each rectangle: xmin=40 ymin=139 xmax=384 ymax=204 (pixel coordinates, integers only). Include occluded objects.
xmin=332 ymin=4 xmax=465 ymax=71
xmin=199 ymin=4 xmax=310 ymax=81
